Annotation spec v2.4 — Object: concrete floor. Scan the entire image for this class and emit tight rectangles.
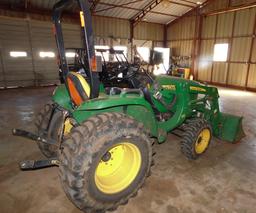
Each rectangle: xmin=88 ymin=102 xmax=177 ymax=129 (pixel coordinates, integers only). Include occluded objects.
xmin=0 ymin=86 xmax=256 ymax=213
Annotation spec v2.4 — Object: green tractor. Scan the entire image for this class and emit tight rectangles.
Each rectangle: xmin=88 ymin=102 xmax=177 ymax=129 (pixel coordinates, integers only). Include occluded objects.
xmin=13 ymin=0 xmax=245 ymax=212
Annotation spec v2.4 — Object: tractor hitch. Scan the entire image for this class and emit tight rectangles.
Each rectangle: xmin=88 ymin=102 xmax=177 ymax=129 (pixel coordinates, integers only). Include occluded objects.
xmin=12 ymin=128 xmax=57 ymax=146
xmin=20 ymin=159 xmax=59 ymax=170
xmin=13 ymin=129 xmax=60 ymax=170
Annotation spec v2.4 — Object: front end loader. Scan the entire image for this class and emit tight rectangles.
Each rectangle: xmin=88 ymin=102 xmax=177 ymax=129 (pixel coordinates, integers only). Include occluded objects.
xmin=13 ymin=0 xmax=245 ymax=212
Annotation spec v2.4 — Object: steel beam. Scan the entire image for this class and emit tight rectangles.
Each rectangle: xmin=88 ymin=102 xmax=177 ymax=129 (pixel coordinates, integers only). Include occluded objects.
xmin=167 ymin=0 xmax=194 ymax=8
xmin=0 ymin=45 xmax=7 ymax=88
xmin=225 ymin=12 xmax=236 ymax=86
xmin=163 ymin=24 xmax=168 ymax=47
xmin=206 ymin=2 xmax=256 ymax=16
xmin=99 ymin=1 xmax=179 ymax=21
xmin=90 ymin=0 xmax=100 ymax=13
xmin=245 ymin=12 xmax=256 ymax=88
xmin=210 ymin=14 xmax=219 ymax=83
xmin=131 ymin=0 xmax=165 ymax=26
xmin=180 ymin=0 xmax=197 ymax=5
xmin=167 ymin=0 xmax=215 ymax=27
xmin=0 ymin=3 xmax=128 ymax=22
xmin=130 ymin=20 xmax=134 ymax=61
xmin=191 ymin=8 xmax=203 ymax=78
xmin=95 ymin=0 xmax=143 ymax=13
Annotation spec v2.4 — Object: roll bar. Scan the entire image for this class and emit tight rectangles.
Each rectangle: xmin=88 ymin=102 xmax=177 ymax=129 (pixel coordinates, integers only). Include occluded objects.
xmin=52 ymin=0 xmax=100 ymax=98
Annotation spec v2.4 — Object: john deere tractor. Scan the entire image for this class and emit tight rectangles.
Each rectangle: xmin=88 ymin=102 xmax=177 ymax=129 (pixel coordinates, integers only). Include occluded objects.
xmin=13 ymin=0 xmax=245 ymax=212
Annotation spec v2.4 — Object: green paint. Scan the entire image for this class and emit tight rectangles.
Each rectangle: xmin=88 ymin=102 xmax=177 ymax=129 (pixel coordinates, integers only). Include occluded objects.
xmin=52 ymin=85 xmax=73 ymax=110
xmin=52 ymin=75 xmax=244 ymax=143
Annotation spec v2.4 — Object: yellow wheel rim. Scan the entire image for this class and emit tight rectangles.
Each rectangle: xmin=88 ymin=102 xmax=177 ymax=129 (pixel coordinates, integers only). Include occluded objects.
xmin=64 ymin=119 xmax=73 ymax=135
xmin=195 ymin=129 xmax=211 ymax=154
xmin=95 ymin=142 xmax=141 ymax=194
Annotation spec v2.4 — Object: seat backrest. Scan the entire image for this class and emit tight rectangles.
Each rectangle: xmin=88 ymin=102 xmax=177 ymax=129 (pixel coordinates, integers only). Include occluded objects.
xmin=67 ymin=72 xmax=91 ymax=106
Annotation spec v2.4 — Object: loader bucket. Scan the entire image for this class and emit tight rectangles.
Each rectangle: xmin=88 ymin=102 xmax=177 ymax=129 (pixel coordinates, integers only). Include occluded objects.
xmin=218 ymin=113 xmax=245 ymax=143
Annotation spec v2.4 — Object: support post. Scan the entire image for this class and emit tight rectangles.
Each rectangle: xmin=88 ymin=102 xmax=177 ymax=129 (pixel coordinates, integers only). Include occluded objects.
xmin=27 ymin=16 xmax=37 ymax=86
xmin=245 ymin=12 xmax=256 ymax=88
xmin=0 ymin=45 xmax=6 ymax=88
xmin=191 ymin=8 xmax=202 ymax=78
xmin=225 ymin=12 xmax=236 ymax=86
xmin=193 ymin=14 xmax=203 ymax=80
xmin=130 ymin=21 xmax=134 ymax=62
xmin=210 ymin=14 xmax=219 ymax=83
xmin=163 ymin=25 xmax=168 ymax=48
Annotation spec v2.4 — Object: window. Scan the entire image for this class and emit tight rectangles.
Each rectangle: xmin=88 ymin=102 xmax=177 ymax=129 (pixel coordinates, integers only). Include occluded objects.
xmin=113 ymin=46 xmax=127 ymax=61
xmin=39 ymin=51 xmax=55 ymax=58
xmin=95 ymin=45 xmax=110 ymax=62
xmin=10 ymin=51 xmax=27 ymax=58
xmin=213 ymin=43 xmax=229 ymax=62
xmin=66 ymin=52 xmax=76 ymax=58
xmin=153 ymin=47 xmax=170 ymax=75
xmin=136 ymin=47 xmax=150 ymax=62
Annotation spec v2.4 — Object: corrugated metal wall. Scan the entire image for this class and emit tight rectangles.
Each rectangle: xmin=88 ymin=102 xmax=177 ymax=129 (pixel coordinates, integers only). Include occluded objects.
xmin=134 ymin=22 xmax=164 ymax=41
xmin=0 ymin=18 xmax=34 ymax=87
xmin=167 ymin=16 xmax=196 ymax=67
xmin=167 ymin=0 xmax=256 ymax=90
xmin=0 ymin=17 xmax=83 ymax=87
xmin=0 ymin=14 xmax=164 ymax=88
xmin=93 ymin=16 xmax=130 ymax=39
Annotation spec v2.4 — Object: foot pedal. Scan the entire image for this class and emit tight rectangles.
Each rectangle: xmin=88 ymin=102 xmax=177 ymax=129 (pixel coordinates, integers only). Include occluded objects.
xmin=20 ymin=159 xmax=59 ymax=170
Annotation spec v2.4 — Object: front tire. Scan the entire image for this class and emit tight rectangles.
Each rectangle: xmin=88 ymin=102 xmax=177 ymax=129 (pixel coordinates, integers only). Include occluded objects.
xmin=181 ymin=118 xmax=212 ymax=160
xmin=59 ymin=112 xmax=152 ymax=212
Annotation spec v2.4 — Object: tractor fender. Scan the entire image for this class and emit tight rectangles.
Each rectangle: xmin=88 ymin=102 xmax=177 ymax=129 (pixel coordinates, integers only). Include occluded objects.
xmin=74 ymin=96 xmax=158 ymax=137
xmin=77 ymin=96 xmax=153 ymax=111
xmin=52 ymin=85 xmax=73 ymax=110
xmin=52 ymin=86 xmax=158 ymax=138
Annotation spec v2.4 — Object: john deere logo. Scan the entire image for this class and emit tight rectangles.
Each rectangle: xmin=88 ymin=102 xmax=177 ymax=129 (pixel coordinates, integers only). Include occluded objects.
xmin=162 ymin=85 xmax=176 ymax=90
xmin=190 ymin=86 xmax=206 ymax=92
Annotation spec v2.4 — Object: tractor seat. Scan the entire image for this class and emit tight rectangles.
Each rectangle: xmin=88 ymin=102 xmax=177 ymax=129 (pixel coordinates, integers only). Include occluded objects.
xmin=67 ymin=72 xmax=91 ymax=106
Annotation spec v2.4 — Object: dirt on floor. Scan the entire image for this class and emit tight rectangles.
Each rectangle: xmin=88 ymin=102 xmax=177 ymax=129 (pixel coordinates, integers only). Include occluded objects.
xmin=0 ymin=86 xmax=256 ymax=213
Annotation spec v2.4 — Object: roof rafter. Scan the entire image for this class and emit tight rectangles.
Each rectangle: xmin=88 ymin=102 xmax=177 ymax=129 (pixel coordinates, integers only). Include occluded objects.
xmin=167 ymin=0 xmax=195 ymax=8
xmin=131 ymin=0 xmax=165 ymax=26
xmin=90 ymin=0 xmax=101 ymax=13
xmin=95 ymin=0 xmax=143 ymax=13
xmin=98 ymin=1 xmax=179 ymax=20
xmin=130 ymin=0 xmax=197 ymax=26
xmin=166 ymin=0 xmax=214 ymax=27
xmin=179 ymin=0 xmax=197 ymax=5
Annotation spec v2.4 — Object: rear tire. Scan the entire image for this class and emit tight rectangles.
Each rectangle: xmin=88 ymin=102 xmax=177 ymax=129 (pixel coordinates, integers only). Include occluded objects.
xmin=181 ymin=118 xmax=212 ymax=160
xmin=59 ymin=112 xmax=153 ymax=213
xmin=35 ymin=103 xmax=63 ymax=158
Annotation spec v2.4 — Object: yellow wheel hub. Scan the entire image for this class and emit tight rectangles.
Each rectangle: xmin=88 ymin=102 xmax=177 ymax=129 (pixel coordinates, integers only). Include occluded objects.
xmin=95 ymin=142 xmax=141 ymax=194
xmin=64 ymin=119 xmax=73 ymax=135
xmin=195 ymin=129 xmax=211 ymax=154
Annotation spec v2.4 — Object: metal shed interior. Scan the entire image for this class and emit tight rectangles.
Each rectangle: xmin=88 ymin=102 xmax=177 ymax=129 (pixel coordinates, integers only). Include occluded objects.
xmin=1 ymin=1 xmax=256 ymax=213
xmin=168 ymin=0 xmax=256 ymax=91
xmin=0 ymin=0 xmax=255 ymax=90
xmin=0 ymin=0 xmax=203 ymax=87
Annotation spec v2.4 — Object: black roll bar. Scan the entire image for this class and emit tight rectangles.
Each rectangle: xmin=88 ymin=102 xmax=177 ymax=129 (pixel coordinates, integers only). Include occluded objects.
xmin=52 ymin=0 xmax=100 ymax=98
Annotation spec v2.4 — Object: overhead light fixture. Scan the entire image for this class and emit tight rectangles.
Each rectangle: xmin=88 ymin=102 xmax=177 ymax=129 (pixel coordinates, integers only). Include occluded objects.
xmin=39 ymin=51 xmax=55 ymax=58
xmin=196 ymin=1 xmax=202 ymax=5
xmin=66 ymin=52 xmax=76 ymax=58
xmin=10 ymin=51 xmax=27 ymax=58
